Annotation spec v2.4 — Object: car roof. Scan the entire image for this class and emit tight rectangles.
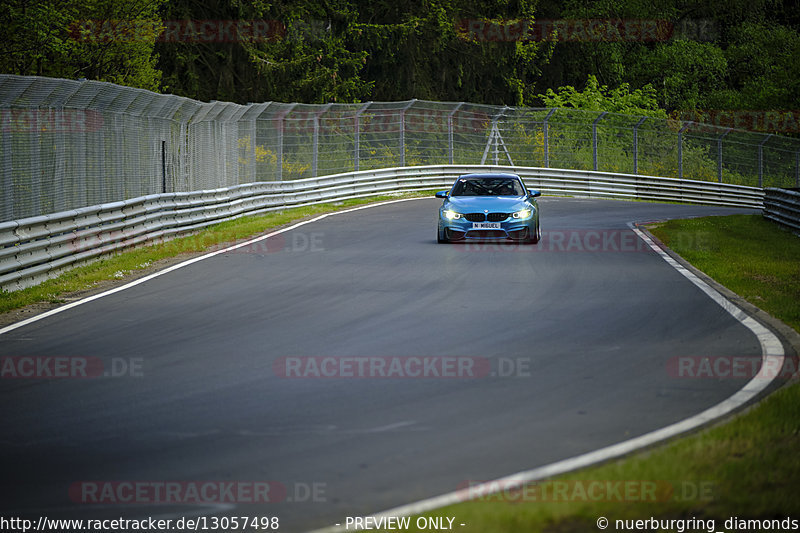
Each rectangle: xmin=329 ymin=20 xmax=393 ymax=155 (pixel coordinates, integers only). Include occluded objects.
xmin=457 ymin=173 xmax=522 ymax=180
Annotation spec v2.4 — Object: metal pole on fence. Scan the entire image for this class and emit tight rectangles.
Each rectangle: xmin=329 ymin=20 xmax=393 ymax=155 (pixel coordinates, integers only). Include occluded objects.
xmin=312 ymin=103 xmax=332 ymax=178
xmin=447 ymin=102 xmax=464 ymax=165
xmin=543 ymin=108 xmax=555 ymax=168
xmin=354 ymin=102 xmax=371 ymax=172
xmin=633 ymin=117 xmax=646 ymax=175
xmin=54 ymin=110 xmax=67 ymax=212
xmin=758 ymin=134 xmax=772 ymax=188
xmin=312 ymin=115 xmax=318 ymax=178
xmin=678 ymin=123 xmax=689 ymax=178
xmin=400 ymin=100 xmax=416 ymax=167
xmin=162 ymin=140 xmax=167 ymax=193
xmin=276 ymin=103 xmax=297 ymax=181
xmin=592 ymin=112 xmax=607 ymax=171
xmin=796 ymin=150 xmax=799 ymax=187
xmin=2 ymin=126 xmax=11 ymax=220
xmin=498 ymin=107 xmax=509 ymax=165
xmin=276 ymin=118 xmax=283 ymax=181
xmin=717 ymin=128 xmax=731 ymax=183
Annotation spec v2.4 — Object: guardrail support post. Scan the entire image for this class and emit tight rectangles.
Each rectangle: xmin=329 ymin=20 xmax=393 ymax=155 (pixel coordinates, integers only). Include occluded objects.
xmin=633 ymin=117 xmax=646 ymax=175
xmin=593 ymin=112 xmax=607 ymax=171
xmin=796 ymin=151 xmax=799 ymax=187
xmin=543 ymin=108 xmax=556 ymax=168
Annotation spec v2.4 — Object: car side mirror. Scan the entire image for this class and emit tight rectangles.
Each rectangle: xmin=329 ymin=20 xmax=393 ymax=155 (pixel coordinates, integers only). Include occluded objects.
xmin=528 ymin=189 xmax=541 ymax=198
xmin=435 ymin=191 xmax=449 ymax=198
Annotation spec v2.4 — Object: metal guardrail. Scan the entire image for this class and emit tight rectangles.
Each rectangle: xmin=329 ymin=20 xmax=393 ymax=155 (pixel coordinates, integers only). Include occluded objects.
xmin=0 ymin=165 xmax=764 ymax=292
xmin=763 ymin=188 xmax=800 ymax=234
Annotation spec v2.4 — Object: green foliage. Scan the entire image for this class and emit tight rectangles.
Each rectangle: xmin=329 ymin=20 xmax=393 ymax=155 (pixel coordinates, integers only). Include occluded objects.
xmin=0 ymin=0 xmax=164 ymax=91
xmin=709 ymin=22 xmax=800 ymax=110
xmin=1 ymin=0 xmax=798 ymax=136
xmin=545 ymin=0 xmax=800 ymax=115
xmin=537 ymin=74 xmax=668 ymax=118
xmin=629 ymin=40 xmax=728 ymax=111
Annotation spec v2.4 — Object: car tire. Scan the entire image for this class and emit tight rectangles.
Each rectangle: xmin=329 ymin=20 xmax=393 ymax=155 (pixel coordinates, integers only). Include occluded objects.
xmin=437 ymin=226 xmax=449 ymax=243
xmin=525 ymin=221 xmax=540 ymax=244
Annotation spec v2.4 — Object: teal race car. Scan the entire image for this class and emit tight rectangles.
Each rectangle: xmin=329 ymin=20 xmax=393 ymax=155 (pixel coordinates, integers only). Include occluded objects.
xmin=435 ymin=173 xmax=541 ymax=244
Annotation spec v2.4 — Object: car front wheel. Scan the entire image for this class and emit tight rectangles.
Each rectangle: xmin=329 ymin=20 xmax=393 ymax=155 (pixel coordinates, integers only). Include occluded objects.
xmin=437 ymin=226 xmax=449 ymax=243
xmin=525 ymin=221 xmax=540 ymax=244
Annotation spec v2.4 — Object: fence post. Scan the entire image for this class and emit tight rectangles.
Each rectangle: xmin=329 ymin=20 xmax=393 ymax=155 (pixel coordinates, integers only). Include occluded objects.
xmin=354 ymin=102 xmax=371 ymax=172
xmin=592 ymin=112 xmax=607 ymax=171
xmin=52 ymin=110 xmax=66 ymax=212
xmin=633 ymin=117 xmax=646 ymax=175
xmin=2 ymin=125 xmax=11 ymax=220
xmin=758 ymin=134 xmax=772 ymax=188
xmin=312 ymin=103 xmax=332 ymax=178
xmin=162 ymin=140 xmax=167 ymax=193
xmin=796 ymin=150 xmax=799 ymax=187
xmin=276 ymin=103 xmax=297 ymax=181
xmin=399 ymin=100 xmax=416 ymax=167
xmin=543 ymin=108 xmax=555 ymax=168
xmin=717 ymin=128 xmax=731 ymax=183
xmin=276 ymin=117 xmax=283 ymax=181
xmin=447 ymin=102 xmax=464 ymax=165
xmin=678 ymin=123 xmax=689 ymax=178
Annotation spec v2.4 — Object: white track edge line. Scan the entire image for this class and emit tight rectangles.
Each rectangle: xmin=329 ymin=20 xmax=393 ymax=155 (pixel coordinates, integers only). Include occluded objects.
xmin=0 ymin=197 xmax=424 ymax=336
xmin=307 ymin=220 xmax=785 ymax=533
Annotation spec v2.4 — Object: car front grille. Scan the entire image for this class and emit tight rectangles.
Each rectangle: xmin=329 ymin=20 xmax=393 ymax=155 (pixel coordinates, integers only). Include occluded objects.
xmin=464 ymin=213 xmax=510 ymax=222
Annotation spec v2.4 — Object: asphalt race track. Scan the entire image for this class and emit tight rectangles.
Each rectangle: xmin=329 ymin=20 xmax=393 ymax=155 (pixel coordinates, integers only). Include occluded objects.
xmin=0 ymin=197 xmax=781 ymax=532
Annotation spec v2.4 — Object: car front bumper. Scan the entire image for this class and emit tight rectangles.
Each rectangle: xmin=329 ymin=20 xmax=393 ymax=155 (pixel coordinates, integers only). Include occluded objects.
xmin=439 ymin=216 xmax=537 ymax=241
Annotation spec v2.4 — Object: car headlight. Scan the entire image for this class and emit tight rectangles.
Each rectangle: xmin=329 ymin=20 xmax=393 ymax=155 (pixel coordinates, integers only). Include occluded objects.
xmin=443 ymin=210 xmax=463 ymax=220
xmin=512 ymin=208 xmax=533 ymax=219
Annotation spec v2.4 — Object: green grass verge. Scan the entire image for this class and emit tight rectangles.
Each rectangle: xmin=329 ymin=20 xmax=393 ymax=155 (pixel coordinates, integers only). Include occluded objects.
xmin=398 ymin=214 xmax=800 ymax=532
xmin=0 ymin=192 xmax=435 ymax=314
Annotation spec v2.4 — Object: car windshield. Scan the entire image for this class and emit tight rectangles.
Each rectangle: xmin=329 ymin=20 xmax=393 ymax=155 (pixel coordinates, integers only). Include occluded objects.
xmin=451 ymin=177 xmax=525 ymax=196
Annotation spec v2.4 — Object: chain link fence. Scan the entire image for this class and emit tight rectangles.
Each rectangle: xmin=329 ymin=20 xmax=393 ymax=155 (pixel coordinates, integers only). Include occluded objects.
xmin=2 ymin=73 xmax=799 ymax=223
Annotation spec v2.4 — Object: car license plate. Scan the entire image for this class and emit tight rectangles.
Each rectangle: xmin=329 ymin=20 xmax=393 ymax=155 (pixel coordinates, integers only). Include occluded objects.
xmin=472 ymin=222 xmax=501 ymax=229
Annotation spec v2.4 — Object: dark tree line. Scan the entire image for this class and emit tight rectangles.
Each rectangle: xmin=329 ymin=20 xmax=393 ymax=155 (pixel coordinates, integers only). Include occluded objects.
xmin=1 ymin=0 xmax=798 ymax=118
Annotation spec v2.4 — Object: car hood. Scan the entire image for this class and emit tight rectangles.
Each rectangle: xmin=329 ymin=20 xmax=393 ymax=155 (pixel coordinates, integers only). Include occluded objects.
xmin=445 ymin=196 xmax=531 ymax=212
